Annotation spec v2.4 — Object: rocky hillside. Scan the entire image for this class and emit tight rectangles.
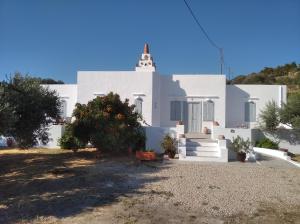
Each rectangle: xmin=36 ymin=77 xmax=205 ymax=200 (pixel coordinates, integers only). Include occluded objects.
xmin=228 ymin=62 xmax=300 ymax=94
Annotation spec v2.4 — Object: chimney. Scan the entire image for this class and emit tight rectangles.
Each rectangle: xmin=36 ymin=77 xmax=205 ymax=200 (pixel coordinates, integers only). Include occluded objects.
xmin=144 ymin=43 xmax=149 ymax=54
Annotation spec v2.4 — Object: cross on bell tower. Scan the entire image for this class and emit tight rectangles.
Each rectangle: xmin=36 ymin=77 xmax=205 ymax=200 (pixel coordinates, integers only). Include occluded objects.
xmin=135 ymin=43 xmax=156 ymax=72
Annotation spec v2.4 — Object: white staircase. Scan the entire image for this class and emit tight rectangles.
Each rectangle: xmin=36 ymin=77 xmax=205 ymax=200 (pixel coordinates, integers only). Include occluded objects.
xmin=178 ymin=134 xmax=228 ymax=162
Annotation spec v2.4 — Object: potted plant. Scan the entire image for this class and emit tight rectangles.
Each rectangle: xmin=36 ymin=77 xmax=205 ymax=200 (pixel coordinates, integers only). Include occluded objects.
xmin=136 ymin=149 xmax=156 ymax=160
xmin=6 ymin=137 xmax=13 ymax=147
xmin=161 ymin=135 xmax=177 ymax=159
xmin=176 ymin=120 xmax=183 ymax=125
xmin=203 ymin=127 xmax=209 ymax=134
xmin=218 ymin=135 xmax=225 ymax=140
xmin=231 ymin=136 xmax=251 ymax=162
xmin=213 ymin=121 xmax=220 ymax=126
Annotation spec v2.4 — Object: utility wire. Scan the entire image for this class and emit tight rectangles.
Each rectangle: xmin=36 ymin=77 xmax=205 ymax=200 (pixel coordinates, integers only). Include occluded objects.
xmin=183 ymin=0 xmax=227 ymax=75
xmin=183 ymin=0 xmax=221 ymax=50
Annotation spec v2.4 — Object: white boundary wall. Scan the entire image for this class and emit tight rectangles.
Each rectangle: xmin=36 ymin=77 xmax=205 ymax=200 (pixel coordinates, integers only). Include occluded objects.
xmin=254 ymin=147 xmax=300 ymax=168
xmin=212 ymin=126 xmax=252 ymax=142
xmin=145 ymin=125 xmax=184 ymax=153
xmin=253 ymin=147 xmax=290 ymax=160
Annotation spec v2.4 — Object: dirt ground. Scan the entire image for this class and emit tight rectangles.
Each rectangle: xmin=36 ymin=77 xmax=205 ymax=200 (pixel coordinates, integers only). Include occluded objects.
xmin=0 ymin=148 xmax=299 ymax=224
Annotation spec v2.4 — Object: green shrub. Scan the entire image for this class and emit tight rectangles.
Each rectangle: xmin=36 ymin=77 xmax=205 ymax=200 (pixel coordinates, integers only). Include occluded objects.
xmin=59 ymin=125 xmax=85 ymax=152
xmin=71 ymin=92 xmax=144 ymax=152
xmin=161 ymin=135 xmax=177 ymax=158
xmin=133 ymin=129 xmax=146 ymax=151
xmin=231 ymin=136 xmax=251 ymax=153
xmin=255 ymin=138 xmax=279 ymax=149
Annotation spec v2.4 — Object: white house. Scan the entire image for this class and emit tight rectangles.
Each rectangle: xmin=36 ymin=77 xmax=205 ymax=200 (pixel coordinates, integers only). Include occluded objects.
xmin=43 ymin=44 xmax=288 ymax=161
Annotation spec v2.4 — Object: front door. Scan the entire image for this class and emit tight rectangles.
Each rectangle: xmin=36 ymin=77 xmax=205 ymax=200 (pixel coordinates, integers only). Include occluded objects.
xmin=185 ymin=102 xmax=202 ymax=133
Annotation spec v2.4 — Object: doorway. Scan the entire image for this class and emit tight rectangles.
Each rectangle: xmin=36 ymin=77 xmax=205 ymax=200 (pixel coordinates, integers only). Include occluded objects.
xmin=183 ymin=102 xmax=202 ymax=133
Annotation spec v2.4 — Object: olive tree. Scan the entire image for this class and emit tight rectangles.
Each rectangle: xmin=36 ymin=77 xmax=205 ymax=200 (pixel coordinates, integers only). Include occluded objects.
xmin=259 ymin=94 xmax=300 ymax=141
xmin=259 ymin=100 xmax=280 ymax=134
xmin=0 ymin=73 xmax=61 ymax=148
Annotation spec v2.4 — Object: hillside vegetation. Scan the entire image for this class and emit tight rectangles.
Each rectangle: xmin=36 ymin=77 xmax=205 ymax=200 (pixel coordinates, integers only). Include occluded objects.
xmin=228 ymin=62 xmax=300 ymax=94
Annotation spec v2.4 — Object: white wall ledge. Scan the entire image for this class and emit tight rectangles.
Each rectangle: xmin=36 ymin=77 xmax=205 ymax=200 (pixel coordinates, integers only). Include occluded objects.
xmin=253 ymin=147 xmax=300 ymax=168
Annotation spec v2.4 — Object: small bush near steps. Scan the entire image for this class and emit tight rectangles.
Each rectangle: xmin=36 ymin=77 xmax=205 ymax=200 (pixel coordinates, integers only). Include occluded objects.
xmin=255 ymin=138 xmax=279 ymax=149
xmin=161 ymin=135 xmax=177 ymax=159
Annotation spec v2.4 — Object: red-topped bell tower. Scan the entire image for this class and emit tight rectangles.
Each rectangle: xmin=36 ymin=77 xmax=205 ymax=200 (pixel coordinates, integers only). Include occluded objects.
xmin=135 ymin=43 xmax=156 ymax=72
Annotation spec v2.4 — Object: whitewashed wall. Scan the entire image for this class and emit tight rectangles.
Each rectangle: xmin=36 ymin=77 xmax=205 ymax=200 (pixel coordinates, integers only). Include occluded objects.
xmin=77 ymin=71 xmax=156 ymax=125
xmin=42 ymin=84 xmax=78 ymax=118
xmin=212 ymin=126 xmax=253 ymax=142
xmin=151 ymin=72 xmax=161 ymax=127
xmin=160 ymin=75 xmax=226 ymax=128
xmin=226 ymin=85 xmax=287 ymax=128
xmin=0 ymin=136 xmax=7 ymax=147
xmin=37 ymin=125 xmax=65 ymax=148
xmin=145 ymin=126 xmax=178 ymax=153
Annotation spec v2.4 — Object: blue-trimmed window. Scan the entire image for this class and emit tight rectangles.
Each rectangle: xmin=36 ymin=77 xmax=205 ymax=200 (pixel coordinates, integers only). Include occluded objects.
xmin=203 ymin=100 xmax=214 ymax=121
xmin=245 ymin=101 xmax=256 ymax=122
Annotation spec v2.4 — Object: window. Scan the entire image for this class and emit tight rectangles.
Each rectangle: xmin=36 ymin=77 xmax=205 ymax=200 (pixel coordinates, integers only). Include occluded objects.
xmin=170 ymin=101 xmax=182 ymax=121
xmin=60 ymin=100 xmax=67 ymax=118
xmin=245 ymin=101 xmax=256 ymax=122
xmin=203 ymin=100 xmax=214 ymax=121
xmin=134 ymin=97 xmax=143 ymax=114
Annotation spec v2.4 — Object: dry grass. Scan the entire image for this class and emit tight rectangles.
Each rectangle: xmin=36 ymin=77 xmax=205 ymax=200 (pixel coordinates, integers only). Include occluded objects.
xmin=291 ymin=154 xmax=300 ymax=162
xmin=0 ymin=148 xmax=123 ymax=223
xmin=0 ymin=148 xmax=65 ymax=156
xmin=0 ymin=147 xmax=97 ymax=155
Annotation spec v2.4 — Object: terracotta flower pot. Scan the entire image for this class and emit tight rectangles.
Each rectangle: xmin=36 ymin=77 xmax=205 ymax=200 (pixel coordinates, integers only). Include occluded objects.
xmin=136 ymin=151 xmax=156 ymax=161
xmin=237 ymin=152 xmax=246 ymax=162
xmin=176 ymin=120 xmax=183 ymax=125
xmin=213 ymin=121 xmax=220 ymax=126
xmin=203 ymin=127 xmax=209 ymax=134
xmin=6 ymin=138 xmax=13 ymax=147
xmin=218 ymin=135 xmax=225 ymax=140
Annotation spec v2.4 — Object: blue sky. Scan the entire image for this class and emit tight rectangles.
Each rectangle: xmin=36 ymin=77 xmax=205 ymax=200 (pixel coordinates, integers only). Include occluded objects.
xmin=0 ymin=0 xmax=299 ymax=83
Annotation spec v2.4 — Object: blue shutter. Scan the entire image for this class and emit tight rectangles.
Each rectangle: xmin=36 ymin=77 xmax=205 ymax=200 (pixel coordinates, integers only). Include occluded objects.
xmin=203 ymin=101 xmax=214 ymax=121
xmin=182 ymin=101 xmax=188 ymax=132
xmin=245 ymin=102 xmax=250 ymax=122
xmin=170 ymin=101 xmax=182 ymax=121
xmin=245 ymin=102 xmax=256 ymax=122
xmin=203 ymin=102 xmax=208 ymax=121
xmin=170 ymin=101 xmax=176 ymax=120
xmin=208 ymin=101 xmax=214 ymax=121
xmin=250 ymin=102 xmax=256 ymax=122
xmin=175 ymin=101 xmax=181 ymax=120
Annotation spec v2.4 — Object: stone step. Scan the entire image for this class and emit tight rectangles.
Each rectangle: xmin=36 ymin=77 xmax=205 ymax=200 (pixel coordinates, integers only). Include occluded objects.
xmin=185 ymin=133 xmax=211 ymax=139
xmin=186 ymin=138 xmax=217 ymax=142
xmin=180 ymin=156 xmax=224 ymax=162
xmin=186 ymin=141 xmax=218 ymax=147
xmin=186 ymin=150 xmax=219 ymax=157
xmin=186 ymin=146 xmax=219 ymax=152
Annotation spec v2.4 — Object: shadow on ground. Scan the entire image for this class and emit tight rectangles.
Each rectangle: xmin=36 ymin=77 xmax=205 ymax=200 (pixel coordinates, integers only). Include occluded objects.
xmin=0 ymin=149 xmax=169 ymax=223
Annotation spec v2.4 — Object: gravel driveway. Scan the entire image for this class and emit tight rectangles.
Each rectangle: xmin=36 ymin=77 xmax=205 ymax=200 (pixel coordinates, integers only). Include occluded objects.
xmin=1 ymin=150 xmax=299 ymax=224
xmin=76 ymin=157 xmax=300 ymax=224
